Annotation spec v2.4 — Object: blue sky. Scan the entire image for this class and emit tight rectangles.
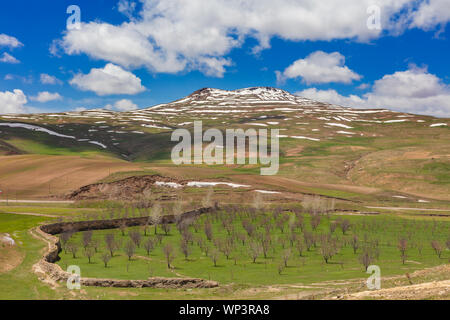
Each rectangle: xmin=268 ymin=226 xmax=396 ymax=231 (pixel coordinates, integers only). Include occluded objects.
xmin=1 ymin=0 xmax=449 ymax=117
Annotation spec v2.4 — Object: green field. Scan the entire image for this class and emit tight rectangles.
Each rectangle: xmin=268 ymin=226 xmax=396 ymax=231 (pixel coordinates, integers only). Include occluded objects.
xmin=56 ymin=207 xmax=449 ymax=286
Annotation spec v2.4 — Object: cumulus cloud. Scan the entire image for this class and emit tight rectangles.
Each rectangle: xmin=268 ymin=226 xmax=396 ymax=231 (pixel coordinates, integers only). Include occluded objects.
xmin=30 ymin=92 xmax=63 ymax=103
xmin=0 ymin=89 xmax=28 ymax=114
xmin=56 ymin=0 xmax=450 ymax=78
xmin=0 ymin=52 xmax=20 ymax=64
xmin=297 ymin=67 xmax=450 ymax=117
xmin=117 ymin=0 xmax=137 ymax=19
xmin=0 ymin=34 xmax=23 ymax=48
xmin=409 ymin=0 xmax=450 ymax=30
xmin=298 ymin=88 xmax=367 ymax=109
xmin=104 ymin=99 xmax=138 ymax=111
xmin=40 ymin=73 xmax=62 ymax=85
xmin=276 ymin=51 xmax=361 ymax=85
xmin=70 ymin=63 xmax=146 ymax=96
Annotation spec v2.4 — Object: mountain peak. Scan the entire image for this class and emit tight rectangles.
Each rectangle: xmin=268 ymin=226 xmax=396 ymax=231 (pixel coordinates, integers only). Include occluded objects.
xmin=184 ymin=86 xmax=301 ymax=102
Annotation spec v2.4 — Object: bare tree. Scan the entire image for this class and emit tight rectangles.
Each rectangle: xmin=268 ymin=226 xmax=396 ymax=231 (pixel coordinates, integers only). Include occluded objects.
xmin=303 ymin=231 xmax=314 ymax=251
xmin=320 ymin=239 xmax=335 ymax=264
xmin=101 ymin=253 xmax=111 ymax=268
xmin=351 ymin=235 xmax=359 ymax=254
xmin=119 ymin=220 xmax=127 ymax=236
xmin=67 ymin=243 xmax=79 ymax=259
xmin=124 ymin=241 xmax=136 ymax=261
xmin=329 ymin=221 xmax=338 ymax=234
xmin=84 ymin=247 xmax=95 ymax=263
xmin=398 ymin=238 xmax=408 ymax=265
xmin=151 ymin=202 xmax=162 ymax=235
xmin=129 ymin=230 xmax=142 ymax=248
xmin=105 ymin=233 xmax=118 ymax=257
xmin=242 ymin=219 xmax=255 ymax=237
xmin=163 ymin=243 xmax=175 ymax=268
xmin=91 ymin=239 xmax=100 ymax=253
xmin=310 ymin=214 xmax=321 ymax=231
xmin=296 ymin=213 xmax=305 ymax=231
xmin=282 ymin=249 xmax=291 ymax=267
xmin=248 ymin=242 xmax=262 ymax=263
xmin=204 ymin=220 xmax=213 ymax=241
xmin=237 ymin=232 xmax=247 ymax=246
xmin=161 ymin=221 xmax=172 ymax=235
xmin=278 ymin=263 xmax=285 ymax=275
xmin=261 ymin=234 xmax=272 ymax=259
xmin=180 ymin=239 xmax=191 ymax=260
xmin=143 ymin=238 xmax=154 ymax=256
xmin=219 ymin=238 xmax=234 ymax=260
xmin=340 ymin=219 xmax=351 ymax=235
xmin=431 ymin=240 xmax=443 ymax=258
xmin=156 ymin=234 xmax=163 ymax=245
xmin=210 ymin=249 xmax=219 ymax=267
xmin=296 ymin=239 xmax=305 ymax=257
xmin=60 ymin=232 xmax=72 ymax=251
xmin=359 ymin=247 xmax=375 ymax=271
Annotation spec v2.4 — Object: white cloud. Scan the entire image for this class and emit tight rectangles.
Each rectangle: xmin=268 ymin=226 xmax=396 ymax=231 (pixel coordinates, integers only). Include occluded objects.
xmin=40 ymin=74 xmax=62 ymax=85
xmin=118 ymin=0 xmax=137 ymax=19
xmin=298 ymin=88 xmax=367 ymax=109
xmin=0 ymin=52 xmax=20 ymax=64
xmin=296 ymin=67 xmax=450 ymax=117
xmin=357 ymin=83 xmax=371 ymax=90
xmin=276 ymin=51 xmax=361 ymax=85
xmin=409 ymin=0 xmax=450 ymax=30
xmin=58 ymin=0 xmax=450 ymax=78
xmin=30 ymin=92 xmax=63 ymax=103
xmin=74 ymin=107 xmax=87 ymax=112
xmin=0 ymin=89 xmax=28 ymax=114
xmin=0 ymin=34 xmax=23 ymax=48
xmin=105 ymin=99 xmax=138 ymax=111
xmin=70 ymin=63 xmax=146 ymax=96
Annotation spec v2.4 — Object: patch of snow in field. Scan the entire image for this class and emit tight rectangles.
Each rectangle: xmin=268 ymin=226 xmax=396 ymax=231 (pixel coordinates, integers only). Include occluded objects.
xmin=0 ymin=122 xmax=76 ymax=139
xmin=337 ymin=131 xmax=356 ymax=135
xmin=290 ymin=136 xmax=320 ymax=141
xmin=187 ymin=181 xmax=250 ymax=188
xmin=430 ymin=123 xmax=447 ymax=127
xmin=384 ymin=119 xmax=407 ymax=123
xmin=155 ymin=181 xmax=183 ymax=189
xmin=418 ymin=199 xmax=430 ymax=203
xmin=267 ymin=122 xmax=279 ymax=125
xmin=142 ymin=124 xmax=171 ymax=130
xmin=393 ymin=195 xmax=408 ymax=199
xmin=89 ymin=141 xmax=107 ymax=149
xmin=246 ymin=123 xmax=268 ymax=127
xmin=130 ymin=118 xmax=156 ymax=122
xmin=326 ymin=123 xmax=353 ymax=129
xmin=254 ymin=190 xmax=281 ymax=194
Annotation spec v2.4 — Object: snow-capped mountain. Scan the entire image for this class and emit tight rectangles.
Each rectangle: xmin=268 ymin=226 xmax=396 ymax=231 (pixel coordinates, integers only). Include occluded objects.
xmin=147 ymin=87 xmax=327 ymax=113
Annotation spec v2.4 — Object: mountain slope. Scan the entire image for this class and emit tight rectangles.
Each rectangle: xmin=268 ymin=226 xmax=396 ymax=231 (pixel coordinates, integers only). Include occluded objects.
xmin=0 ymin=87 xmax=448 ymax=200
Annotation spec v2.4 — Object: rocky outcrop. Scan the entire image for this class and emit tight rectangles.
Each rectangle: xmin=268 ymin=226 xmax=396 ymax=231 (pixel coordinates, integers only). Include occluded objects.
xmin=66 ymin=175 xmax=186 ymax=201
xmin=33 ymin=206 xmax=219 ymax=289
